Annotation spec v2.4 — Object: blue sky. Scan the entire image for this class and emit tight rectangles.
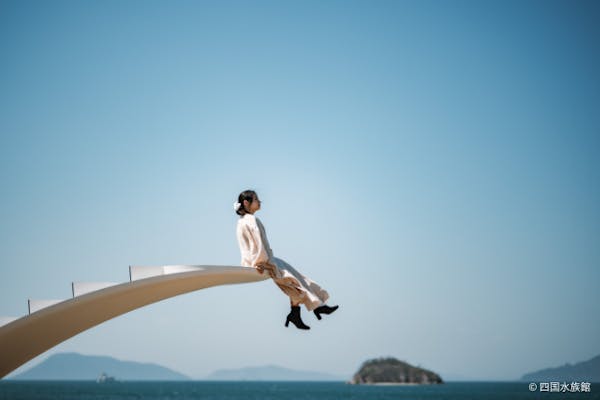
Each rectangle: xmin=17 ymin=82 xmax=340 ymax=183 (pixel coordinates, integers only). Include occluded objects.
xmin=1 ymin=0 xmax=599 ymax=380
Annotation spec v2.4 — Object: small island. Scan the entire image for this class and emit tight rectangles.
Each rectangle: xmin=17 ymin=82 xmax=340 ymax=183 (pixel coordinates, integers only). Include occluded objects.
xmin=350 ymin=357 xmax=443 ymax=385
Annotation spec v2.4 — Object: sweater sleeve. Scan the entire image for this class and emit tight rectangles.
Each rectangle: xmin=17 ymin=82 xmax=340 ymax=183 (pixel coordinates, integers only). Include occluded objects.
xmin=244 ymin=216 xmax=271 ymax=268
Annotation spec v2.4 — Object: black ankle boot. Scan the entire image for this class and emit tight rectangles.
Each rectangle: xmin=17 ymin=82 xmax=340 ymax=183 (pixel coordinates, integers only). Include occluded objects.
xmin=314 ymin=304 xmax=339 ymax=320
xmin=285 ymin=306 xmax=310 ymax=330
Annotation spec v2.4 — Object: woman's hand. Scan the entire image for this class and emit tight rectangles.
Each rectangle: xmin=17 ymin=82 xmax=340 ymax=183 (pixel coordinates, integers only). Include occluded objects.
xmin=255 ymin=263 xmax=277 ymax=278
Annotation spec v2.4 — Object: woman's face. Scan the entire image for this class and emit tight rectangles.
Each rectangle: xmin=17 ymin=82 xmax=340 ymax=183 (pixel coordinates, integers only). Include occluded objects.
xmin=245 ymin=195 xmax=261 ymax=214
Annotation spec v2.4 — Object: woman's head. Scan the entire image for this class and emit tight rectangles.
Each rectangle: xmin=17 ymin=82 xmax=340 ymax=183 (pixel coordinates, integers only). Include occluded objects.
xmin=234 ymin=190 xmax=261 ymax=216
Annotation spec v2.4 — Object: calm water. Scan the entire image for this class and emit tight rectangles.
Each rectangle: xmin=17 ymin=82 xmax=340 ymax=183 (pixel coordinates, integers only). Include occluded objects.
xmin=0 ymin=381 xmax=598 ymax=400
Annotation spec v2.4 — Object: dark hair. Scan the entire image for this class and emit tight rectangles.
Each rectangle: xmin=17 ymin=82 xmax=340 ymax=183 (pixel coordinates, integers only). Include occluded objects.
xmin=235 ymin=190 xmax=257 ymax=216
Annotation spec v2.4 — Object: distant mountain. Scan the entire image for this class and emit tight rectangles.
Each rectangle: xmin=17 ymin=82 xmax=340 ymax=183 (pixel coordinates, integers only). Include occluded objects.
xmin=521 ymin=355 xmax=600 ymax=382
xmin=11 ymin=353 xmax=190 ymax=381
xmin=206 ymin=365 xmax=344 ymax=381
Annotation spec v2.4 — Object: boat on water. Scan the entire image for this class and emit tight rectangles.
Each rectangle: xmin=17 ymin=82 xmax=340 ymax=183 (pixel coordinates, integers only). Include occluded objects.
xmin=96 ymin=372 xmax=117 ymax=383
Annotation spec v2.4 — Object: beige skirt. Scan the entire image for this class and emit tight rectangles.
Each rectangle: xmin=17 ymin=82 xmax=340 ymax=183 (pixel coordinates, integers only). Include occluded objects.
xmin=265 ymin=257 xmax=329 ymax=312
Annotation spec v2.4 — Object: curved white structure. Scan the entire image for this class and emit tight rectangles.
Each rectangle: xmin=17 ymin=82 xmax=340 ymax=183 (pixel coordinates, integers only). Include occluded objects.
xmin=0 ymin=266 xmax=268 ymax=378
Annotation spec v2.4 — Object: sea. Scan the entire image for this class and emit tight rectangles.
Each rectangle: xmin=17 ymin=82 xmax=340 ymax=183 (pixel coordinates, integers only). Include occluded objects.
xmin=1 ymin=381 xmax=599 ymax=400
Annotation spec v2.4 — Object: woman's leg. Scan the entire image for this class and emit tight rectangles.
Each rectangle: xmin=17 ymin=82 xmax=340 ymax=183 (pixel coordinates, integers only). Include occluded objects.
xmin=273 ymin=258 xmax=329 ymax=312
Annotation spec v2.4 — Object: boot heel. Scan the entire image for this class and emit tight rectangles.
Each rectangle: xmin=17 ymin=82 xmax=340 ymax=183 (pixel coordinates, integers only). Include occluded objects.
xmin=314 ymin=311 xmax=322 ymax=320
xmin=285 ymin=318 xmax=290 ymax=327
